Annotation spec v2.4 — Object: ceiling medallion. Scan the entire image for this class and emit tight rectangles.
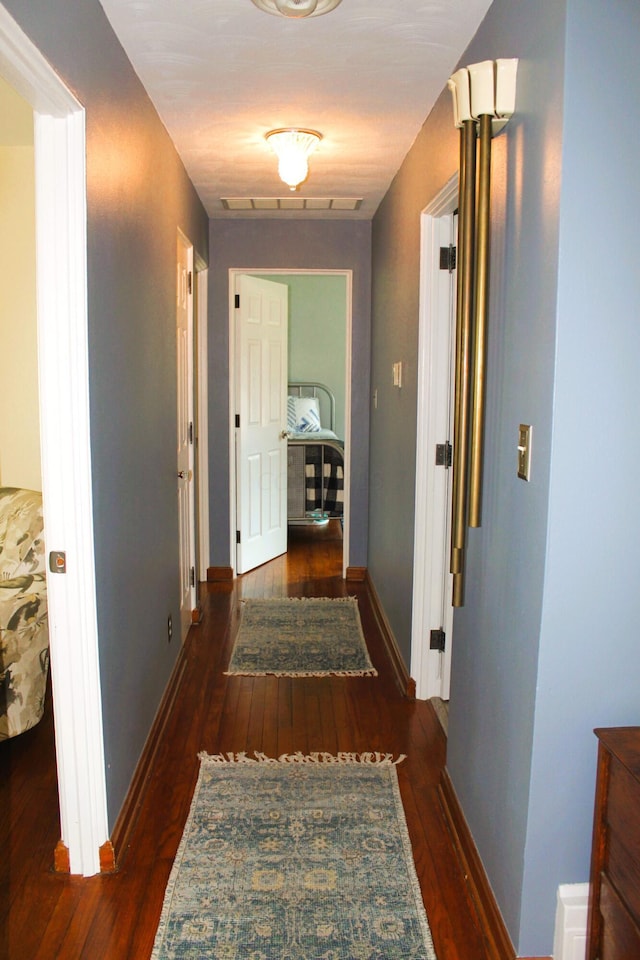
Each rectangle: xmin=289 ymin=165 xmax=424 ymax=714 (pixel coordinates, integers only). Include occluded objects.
xmin=250 ymin=0 xmax=342 ymax=19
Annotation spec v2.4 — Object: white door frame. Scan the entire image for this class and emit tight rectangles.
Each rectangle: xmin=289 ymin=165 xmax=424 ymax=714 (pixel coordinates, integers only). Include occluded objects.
xmin=411 ymin=176 xmax=458 ymax=701
xmin=228 ymin=268 xmax=352 ymax=577
xmin=195 ymin=263 xmax=210 ymax=579
xmin=176 ymin=229 xmax=197 ymax=637
xmin=0 ymin=6 xmax=108 ymax=875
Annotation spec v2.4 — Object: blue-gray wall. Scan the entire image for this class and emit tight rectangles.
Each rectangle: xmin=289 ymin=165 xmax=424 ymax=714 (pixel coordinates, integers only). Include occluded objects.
xmin=4 ymin=0 xmax=209 ymax=828
xmin=208 ymin=219 xmax=371 ymax=568
xmin=371 ymin=0 xmax=640 ymax=954
xmin=518 ymin=0 xmax=640 ymax=949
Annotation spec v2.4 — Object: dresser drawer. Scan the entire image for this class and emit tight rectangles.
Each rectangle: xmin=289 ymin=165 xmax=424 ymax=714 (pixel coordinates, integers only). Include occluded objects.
xmin=600 ymin=875 xmax=640 ymax=960
xmin=587 ymin=729 xmax=640 ymax=960
xmin=607 ymin=758 xmax=640 ymax=867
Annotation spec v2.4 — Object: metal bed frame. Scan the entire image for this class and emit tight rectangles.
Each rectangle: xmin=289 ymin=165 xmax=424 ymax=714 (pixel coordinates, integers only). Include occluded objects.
xmin=287 ymin=381 xmax=343 ymax=525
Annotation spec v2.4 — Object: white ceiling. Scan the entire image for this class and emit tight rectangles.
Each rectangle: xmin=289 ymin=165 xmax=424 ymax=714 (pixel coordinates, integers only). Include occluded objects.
xmin=99 ymin=0 xmax=492 ymax=219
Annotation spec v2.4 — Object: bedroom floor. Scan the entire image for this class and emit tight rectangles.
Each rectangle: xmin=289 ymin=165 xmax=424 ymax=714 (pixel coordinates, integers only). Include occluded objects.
xmin=1 ymin=523 xmax=487 ymax=960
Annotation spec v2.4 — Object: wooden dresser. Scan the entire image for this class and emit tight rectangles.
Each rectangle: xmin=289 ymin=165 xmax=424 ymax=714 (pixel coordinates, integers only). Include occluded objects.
xmin=586 ymin=727 xmax=640 ymax=960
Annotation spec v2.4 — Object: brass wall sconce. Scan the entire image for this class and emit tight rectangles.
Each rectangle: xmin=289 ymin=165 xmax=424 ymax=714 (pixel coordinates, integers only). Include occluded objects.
xmin=447 ymin=59 xmax=518 ymax=606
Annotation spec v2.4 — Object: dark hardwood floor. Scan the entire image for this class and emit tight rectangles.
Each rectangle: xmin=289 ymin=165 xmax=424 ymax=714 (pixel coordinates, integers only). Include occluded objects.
xmin=0 ymin=521 xmax=489 ymax=959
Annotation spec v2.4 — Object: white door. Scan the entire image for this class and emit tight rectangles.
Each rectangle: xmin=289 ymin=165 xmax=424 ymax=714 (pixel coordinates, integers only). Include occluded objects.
xmin=411 ymin=181 xmax=458 ymax=700
xmin=176 ymin=231 xmax=196 ymax=642
xmin=235 ymin=274 xmax=288 ymax=574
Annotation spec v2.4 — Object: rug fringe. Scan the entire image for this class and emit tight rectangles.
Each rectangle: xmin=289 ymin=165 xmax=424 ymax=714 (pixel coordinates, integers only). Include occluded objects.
xmin=198 ymin=750 xmax=406 ymax=765
xmin=239 ymin=595 xmax=358 ymax=603
xmin=223 ymin=668 xmax=378 ymax=678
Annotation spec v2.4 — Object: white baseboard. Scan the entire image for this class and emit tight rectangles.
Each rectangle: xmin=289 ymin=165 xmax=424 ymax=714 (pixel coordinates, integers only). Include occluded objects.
xmin=553 ymin=883 xmax=590 ymax=960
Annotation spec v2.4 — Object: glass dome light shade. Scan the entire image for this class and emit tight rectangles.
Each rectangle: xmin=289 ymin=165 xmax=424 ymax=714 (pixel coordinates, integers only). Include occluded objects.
xmin=265 ymin=129 xmax=322 ymax=191
xmin=275 ymin=0 xmax=318 ymax=16
xmin=251 ymin=0 xmax=341 ymax=18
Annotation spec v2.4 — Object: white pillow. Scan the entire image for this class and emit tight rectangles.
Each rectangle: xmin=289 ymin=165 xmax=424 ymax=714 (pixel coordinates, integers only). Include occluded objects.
xmin=287 ymin=396 xmax=321 ymax=433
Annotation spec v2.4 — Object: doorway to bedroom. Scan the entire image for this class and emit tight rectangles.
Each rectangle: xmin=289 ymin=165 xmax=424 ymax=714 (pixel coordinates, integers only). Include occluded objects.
xmin=230 ymin=269 xmax=351 ymax=578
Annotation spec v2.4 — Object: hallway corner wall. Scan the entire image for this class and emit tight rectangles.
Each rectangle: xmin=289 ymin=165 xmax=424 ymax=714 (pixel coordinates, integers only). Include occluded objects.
xmin=3 ymin=0 xmax=210 ymax=830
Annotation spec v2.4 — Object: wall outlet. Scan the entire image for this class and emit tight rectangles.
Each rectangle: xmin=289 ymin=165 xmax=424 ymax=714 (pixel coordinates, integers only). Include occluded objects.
xmin=393 ymin=361 xmax=403 ymax=388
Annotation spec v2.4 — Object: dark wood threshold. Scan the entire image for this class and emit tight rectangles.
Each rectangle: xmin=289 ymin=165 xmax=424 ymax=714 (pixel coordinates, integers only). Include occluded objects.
xmin=109 ymin=643 xmax=189 ymax=869
xmin=207 ymin=566 xmax=234 ymax=581
xmin=364 ymin=571 xmax=415 ymax=699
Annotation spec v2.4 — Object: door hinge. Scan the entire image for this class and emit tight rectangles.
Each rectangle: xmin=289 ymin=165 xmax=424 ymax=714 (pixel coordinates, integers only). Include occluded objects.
xmin=236 ymin=530 xmax=241 ymax=544
xmin=235 ymin=414 xmax=240 ymax=428
xmin=235 ymin=293 xmax=240 ymax=308
xmin=187 ymin=270 xmax=192 ymax=295
xmin=189 ymin=421 xmax=194 ymax=444
xmin=190 ymin=566 xmax=196 ymax=588
xmin=439 ymin=244 xmax=456 ymax=272
xmin=435 ymin=442 xmax=452 ymax=468
xmin=430 ymin=628 xmax=446 ymax=652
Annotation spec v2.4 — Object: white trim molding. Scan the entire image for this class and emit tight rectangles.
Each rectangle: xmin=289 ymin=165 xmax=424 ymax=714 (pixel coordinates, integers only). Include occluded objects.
xmin=553 ymin=883 xmax=589 ymax=960
xmin=196 ymin=265 xmax=210 ymax=578
xmin=411 ymin=176 xmax=458 ymax=701
xmin=0 ymin=5 xmax=108 ymax=876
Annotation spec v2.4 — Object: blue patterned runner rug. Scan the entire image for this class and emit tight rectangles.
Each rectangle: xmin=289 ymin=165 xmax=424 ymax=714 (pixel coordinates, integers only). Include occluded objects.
xmin=151 ymin=752 xmax=437 ymax=959
xmin=225 ymin=597 xmax=377 ymax=678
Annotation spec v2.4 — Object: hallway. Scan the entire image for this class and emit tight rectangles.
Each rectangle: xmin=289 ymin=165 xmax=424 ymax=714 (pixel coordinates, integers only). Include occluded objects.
xmin=1 ymin=524 xmax=489 ymax=959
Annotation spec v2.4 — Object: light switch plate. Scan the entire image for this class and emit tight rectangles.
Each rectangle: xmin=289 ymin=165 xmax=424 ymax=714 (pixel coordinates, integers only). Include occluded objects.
xmin=517 ymin=424 xmax=532 ymax=481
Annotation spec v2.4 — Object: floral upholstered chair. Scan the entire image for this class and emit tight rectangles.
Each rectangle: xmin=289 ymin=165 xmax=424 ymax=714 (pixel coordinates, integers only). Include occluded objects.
xmin=0 ymin=487 xmax=49 ymax=740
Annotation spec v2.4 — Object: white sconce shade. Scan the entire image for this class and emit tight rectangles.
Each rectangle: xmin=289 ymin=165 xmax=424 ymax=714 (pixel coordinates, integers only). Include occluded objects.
xmin=495 ymin=59 xmax=518 ymax=119
xmin=265 ymin=128 xmax=322 ymax=191
xmin=468 ymin=60 xmax=495 ymax=118
xmin=447 ymin=68 xmax=472 ymax=128
xmin=448 ymin=58 xmax=518 ymax=134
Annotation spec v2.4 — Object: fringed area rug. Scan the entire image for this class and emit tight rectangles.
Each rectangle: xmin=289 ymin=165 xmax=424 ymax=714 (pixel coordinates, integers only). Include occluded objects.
xmin=225 ymin=597 xmax=377 ymax=678
xmin=151 ymin=753 xmax=436 ymax=960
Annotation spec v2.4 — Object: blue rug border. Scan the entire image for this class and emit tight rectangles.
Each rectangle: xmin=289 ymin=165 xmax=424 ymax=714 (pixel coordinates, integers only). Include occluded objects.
xmin=151 ymin=752 xmax=437 ymax=960
xmin=224 ymin=595 xmax=378 ymax=678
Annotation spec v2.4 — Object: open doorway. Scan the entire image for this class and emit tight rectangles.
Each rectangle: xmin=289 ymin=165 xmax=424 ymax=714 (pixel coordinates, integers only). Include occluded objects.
xmin=229 ymin=269 xmax=351 ymax=578
xmin=0 ymin=78 xmax=50 ymax=743
xmin=0 ymin=8 xmax=108 ymax=876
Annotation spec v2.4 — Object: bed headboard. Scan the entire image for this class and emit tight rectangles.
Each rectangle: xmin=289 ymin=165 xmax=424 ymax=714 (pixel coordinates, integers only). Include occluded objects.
xmin=288 ymin=381 xmax=336 ymax=432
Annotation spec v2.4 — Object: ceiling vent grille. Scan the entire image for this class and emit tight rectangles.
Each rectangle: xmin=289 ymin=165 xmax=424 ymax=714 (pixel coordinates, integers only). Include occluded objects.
xmin=221 ymin=197 xmax=362 ymax=212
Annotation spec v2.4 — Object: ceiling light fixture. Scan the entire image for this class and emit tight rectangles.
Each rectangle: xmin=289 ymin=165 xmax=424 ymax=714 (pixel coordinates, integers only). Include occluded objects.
xmin=265 ymin=128 xmax=322 ymax=191
xmin=251 ymin=0 xmax=342 ymax=19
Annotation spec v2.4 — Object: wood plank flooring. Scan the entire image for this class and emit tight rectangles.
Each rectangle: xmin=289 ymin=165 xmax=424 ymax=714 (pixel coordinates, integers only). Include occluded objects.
xmin=0 ymin=521 xmax=489 ymax=959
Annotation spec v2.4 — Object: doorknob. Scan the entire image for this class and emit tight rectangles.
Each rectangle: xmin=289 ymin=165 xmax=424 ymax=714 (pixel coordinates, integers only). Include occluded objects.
xmin=177 ymin=470 xmax=186 ymax=479
xmin=280 ymin=430 xmax=289 ymax=440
